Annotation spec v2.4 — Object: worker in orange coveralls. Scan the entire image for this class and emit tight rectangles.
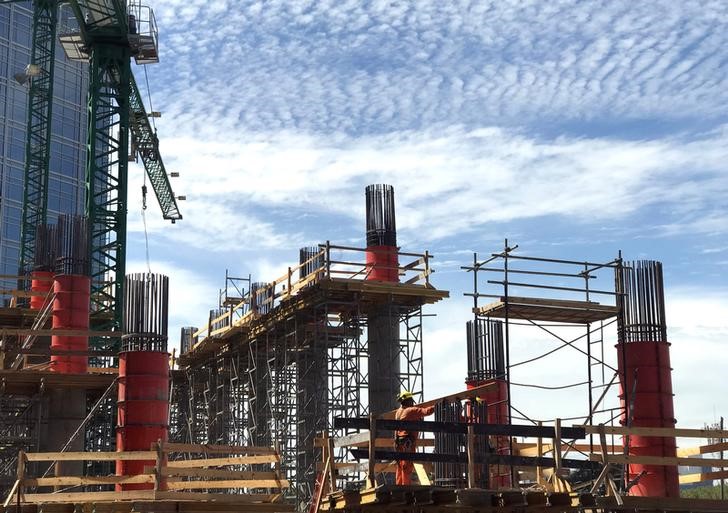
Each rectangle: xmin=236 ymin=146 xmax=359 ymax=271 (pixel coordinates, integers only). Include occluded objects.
xmin=394 ymin=390 xmax=435 ymax=485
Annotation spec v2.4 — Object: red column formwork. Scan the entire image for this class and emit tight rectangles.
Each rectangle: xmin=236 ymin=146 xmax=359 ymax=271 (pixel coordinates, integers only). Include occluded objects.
xmin=617 ymin=341 xmax=679 ymax=498
xmin=50 ymin=275 xmax=90 ymax=374
xmin=116 ymin=350 xmax=169 ymax=490
xmin=365 ymin=245 xmax=399 ymax=282
xmin=467 ymin=379 xmax=511 ymax=488
xmin=30 ymin=270 xmax=54 ymax=310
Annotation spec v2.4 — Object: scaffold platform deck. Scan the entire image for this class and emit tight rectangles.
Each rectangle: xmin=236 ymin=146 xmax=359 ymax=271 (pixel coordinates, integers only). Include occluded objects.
xmin=474 ymin=296 xmax=618 ymax=324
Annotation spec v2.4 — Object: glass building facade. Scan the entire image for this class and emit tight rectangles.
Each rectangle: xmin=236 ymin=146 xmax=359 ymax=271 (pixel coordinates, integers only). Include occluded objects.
xmin=0 ymin=2 xmax=87 ymax=299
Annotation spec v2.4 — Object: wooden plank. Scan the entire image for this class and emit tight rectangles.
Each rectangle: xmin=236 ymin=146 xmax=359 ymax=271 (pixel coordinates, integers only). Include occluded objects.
xmin=367 ymin=414 xmax=376 ymax=488
xmin=413 ymin=463 xmax=430 ymax=485
xmin=585 ymin=425 xmax=728 ymax=439
xmin=166 ymin=479 xmax=288 ymax=490
xmin=378 ymin=382 xmax=497 ymax=419
xmin=536 ymin=421 xmax=543 ymax=486
xmin=677 ymin=441 xmax=728 ymax=457
xmin=0 ymin=329 xmax=121 ymax=337
xmin=349 ymin=448 xmax=600 ymax=470
xmin=467 ymin=425 xmax=475 ymax=488
xmin=310 ymin=454 xmax=330 ymax=513
xmin=155 ymin=491 xmax=280 ymax=503
xmin=517 ymin=442 xmax=621 ymax=456
xmin=163 ymin=443 xmax=276 ymax=455
xmin=554 ymin=418 xmax=562 ymax=471
xmin=166 ymin=454 xmax=278 ymax=468
xmin=154 ymin=441 xmax=164 ymax=491
xmin=509 ymin=296 xmax=611 ymax=308
xmin=324 ymin=436 xmax=432 ymax=448
xmin=163 ymin=468 xmax=278 ymax=479
xmin=22 ymin=490 xmax=156 ymax=503
xmin=178 ymin=504 xmax=294 ymax=513
xmin=591 ymin=453 xmax=728 ymax=467
xmin=326 ymin=435 xmax=337 ymax=494
xmin=2 ymin=479 xmax=19 ymax=508
xmin=24 ymin=475 xmax=154 ymax=487
xmin=25 ymin=451 xmax=156 ymax=462
xmin=679 ymin=469 xmax=728 ymax=484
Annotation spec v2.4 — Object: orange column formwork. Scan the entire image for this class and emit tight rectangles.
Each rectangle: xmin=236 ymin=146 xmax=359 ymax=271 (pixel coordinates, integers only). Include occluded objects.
xmin=30 ymin=270 xmax=53 ymax=310
xmin=116 ymin=350 xmax=169 ymax=490
xmin=365 ymin=245 xmax=399 ymax=282
xmin=50 ymin=275 xmax=90 ymax=374
xmin=617 ymin=340 xmax=679 ymax=498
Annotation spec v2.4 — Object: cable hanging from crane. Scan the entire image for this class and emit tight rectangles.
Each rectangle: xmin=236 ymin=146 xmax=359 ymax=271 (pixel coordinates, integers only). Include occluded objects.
xmin=143 ymin=65 xmax=156 ymax=131
xmin=142 ymin=174 xmax=152 ymax=274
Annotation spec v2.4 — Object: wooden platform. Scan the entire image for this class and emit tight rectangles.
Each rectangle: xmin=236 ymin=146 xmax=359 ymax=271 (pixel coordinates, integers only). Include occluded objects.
xmin=3 ymin=498 xmax=293 ymax=513
xmin=474 ymin=296 xmax=618 ymax=324
xmin=319 ymin=485 xmax=728 ymax=513
xmin=0 ymin=369 xmax=117 ymax=395
xmin=179 ymin=277 xmax=449 ymax=366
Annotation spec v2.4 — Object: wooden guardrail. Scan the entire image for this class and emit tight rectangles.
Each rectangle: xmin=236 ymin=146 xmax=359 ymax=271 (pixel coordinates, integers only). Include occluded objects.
xmin=332 ymin=415 xmax=599 ymax=493
xmin=324 ymin=416 xmax=728 ymax=495
xmin=189 ymin=243 xmax=434 ymax=347
xmin=3 ymin=442 xmax=291 ymax=508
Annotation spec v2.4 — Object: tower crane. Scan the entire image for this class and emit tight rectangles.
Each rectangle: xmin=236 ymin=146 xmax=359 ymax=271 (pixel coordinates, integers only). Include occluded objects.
xmin=2 ymin=0 xmax=182 ymax=337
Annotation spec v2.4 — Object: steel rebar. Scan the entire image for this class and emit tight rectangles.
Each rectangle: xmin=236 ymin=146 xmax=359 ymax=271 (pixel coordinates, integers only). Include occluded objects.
xmin=122 ymin=273 xmax=169 ymax=352
xmin=365 ymin=184 xmax=396 ymax=247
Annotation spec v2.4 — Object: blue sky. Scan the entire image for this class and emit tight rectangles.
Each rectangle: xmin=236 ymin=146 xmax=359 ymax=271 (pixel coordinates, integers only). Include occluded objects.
xmin=126 ymin=0 xmax=727 ymax=429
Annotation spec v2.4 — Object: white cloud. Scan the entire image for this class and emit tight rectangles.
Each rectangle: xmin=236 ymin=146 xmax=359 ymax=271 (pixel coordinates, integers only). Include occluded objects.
xmin=119 ymin=0 xmax=728 ymax=435
xmin=141 ymin=0 xmax=727 ymax=134
xmin=128 ymin=125 xmax=728 ymax=251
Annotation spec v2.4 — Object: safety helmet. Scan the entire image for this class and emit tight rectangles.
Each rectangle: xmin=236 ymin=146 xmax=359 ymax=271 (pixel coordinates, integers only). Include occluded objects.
xmin=397 ymin=390 xmax=414 ymax=403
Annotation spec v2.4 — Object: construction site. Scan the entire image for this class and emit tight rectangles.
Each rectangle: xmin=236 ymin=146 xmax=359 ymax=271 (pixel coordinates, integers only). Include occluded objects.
xmin=0 ymin=1 xmax=727 ymax=513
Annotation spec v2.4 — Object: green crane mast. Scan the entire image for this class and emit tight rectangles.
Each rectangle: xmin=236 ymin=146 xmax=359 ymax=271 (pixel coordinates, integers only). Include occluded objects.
xmin=2 ymin=0 xmax=181 ymax=336
xmin=15 ymin=0 xmax=58 ymax=278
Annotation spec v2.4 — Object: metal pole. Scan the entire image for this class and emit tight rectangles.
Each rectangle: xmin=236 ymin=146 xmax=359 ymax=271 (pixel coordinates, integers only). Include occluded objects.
xmin=722 ymin=416 xmax=725 ymax=501
xmin=502 ymin=239 xmax=514 ymax=485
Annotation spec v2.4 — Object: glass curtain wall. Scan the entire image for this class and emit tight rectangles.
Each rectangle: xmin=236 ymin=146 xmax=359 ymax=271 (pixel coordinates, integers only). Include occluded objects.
xmin=0 ymin=2 xmax=87 ymax=303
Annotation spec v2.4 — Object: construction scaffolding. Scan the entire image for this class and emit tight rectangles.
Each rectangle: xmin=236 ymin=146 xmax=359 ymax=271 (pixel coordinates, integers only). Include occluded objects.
xmin=462 ymin=241 xmax=624 ymax=486
xmin=0 ymin=216 xmax=120 ymax=498
xmin=171 ymin=243 xmax=448 ymax=503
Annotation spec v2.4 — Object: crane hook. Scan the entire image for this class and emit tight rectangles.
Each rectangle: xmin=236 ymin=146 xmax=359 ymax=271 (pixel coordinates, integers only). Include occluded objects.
xmin=142 ymin=184 xmax=148 ymax=210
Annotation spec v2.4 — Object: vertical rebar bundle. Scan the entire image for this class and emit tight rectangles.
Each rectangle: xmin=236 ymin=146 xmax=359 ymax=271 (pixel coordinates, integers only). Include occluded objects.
xmin=466 ymin=319 xmax=506 ymax=382
xmin=208 ymin=308 xmax=228 ymax=333
xmin=33 ymin=222 xmax=58 ymax=271
xmin=365 ymin=184 xmax=397 ymax=247
xmin=299 ymin=246 xmax=323 ymax=284
xmin=179 ymin=326 xmax=197 ymax=354
xmin=616 ymin=260 xmax=668 ymax=343
xmin=122 ymin=273 xmax=169 ymax=352
xmin=55 ymin=214 xmax=89 ymax=276
xmin=251 ymin=282 xmax=273 ymax=315
xmin=434 ymin=399 xmax=464 ymax=486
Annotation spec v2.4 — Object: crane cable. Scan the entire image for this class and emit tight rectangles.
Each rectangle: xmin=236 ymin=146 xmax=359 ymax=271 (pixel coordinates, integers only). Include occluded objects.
xmin=140 ymin=64 xmax=155 ymax=274
xmin=141 ymin=174 xmax=151 ymax=274
xmin=143 ymin=65 xmax=156 ymax=131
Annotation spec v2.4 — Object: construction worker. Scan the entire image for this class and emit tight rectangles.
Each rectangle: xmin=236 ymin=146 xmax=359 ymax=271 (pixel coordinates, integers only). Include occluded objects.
xmin=394 ymin=390 xmax=434 ymax=485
